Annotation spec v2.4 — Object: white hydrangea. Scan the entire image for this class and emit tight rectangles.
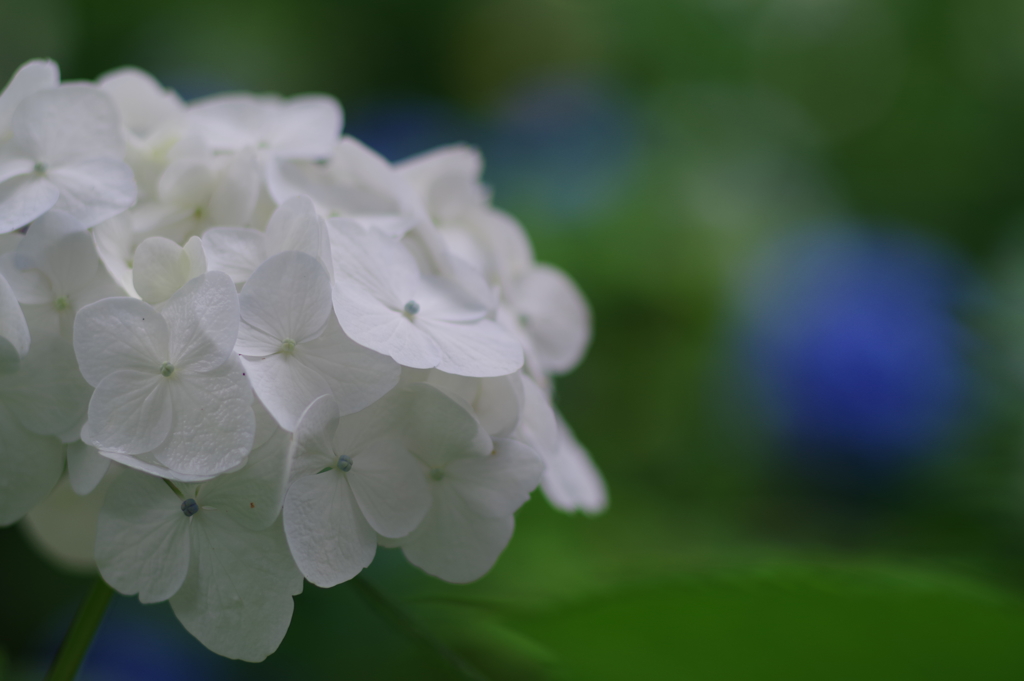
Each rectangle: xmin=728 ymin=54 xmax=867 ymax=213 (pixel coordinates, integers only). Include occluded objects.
xmin=0 ymin=59 xmax=607 ymax=662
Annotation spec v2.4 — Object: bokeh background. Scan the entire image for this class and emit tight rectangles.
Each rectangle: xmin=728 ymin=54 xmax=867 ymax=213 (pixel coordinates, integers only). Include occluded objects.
xmin=6 ymin=0 xmax=1024 ymax=678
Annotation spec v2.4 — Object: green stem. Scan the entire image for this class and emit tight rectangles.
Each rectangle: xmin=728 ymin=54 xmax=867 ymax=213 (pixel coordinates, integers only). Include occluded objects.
xmin=45 ymin=577 xmax=114 ymax=681
xmin=351 ymin=575 xmax=489 ymax=681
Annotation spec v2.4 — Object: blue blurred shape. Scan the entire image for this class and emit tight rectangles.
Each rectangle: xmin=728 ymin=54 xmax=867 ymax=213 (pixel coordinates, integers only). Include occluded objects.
xmin=738 ymin=227 xmax=974 ymax=474
xmin=346 ymin=98 xmax=476 ymax=164
xmin=77 ymin=596 xmax=240 ymax=681
xmin=481 ymin=74 xmax=638 ymax=221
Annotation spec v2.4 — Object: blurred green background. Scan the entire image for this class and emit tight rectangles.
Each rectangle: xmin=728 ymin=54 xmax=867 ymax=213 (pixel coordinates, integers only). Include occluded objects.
xmin=7 ymin=0 xmax=1024 ymax=678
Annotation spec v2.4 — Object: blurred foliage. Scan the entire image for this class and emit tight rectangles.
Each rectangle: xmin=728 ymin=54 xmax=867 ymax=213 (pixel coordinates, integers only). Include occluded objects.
xmin=7 ymin=0 xmax=1024 ymax=678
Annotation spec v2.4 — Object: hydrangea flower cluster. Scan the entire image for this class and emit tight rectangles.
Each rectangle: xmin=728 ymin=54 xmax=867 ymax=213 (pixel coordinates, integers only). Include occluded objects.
xmin=0 ymin=60 xmax=606 ymax=662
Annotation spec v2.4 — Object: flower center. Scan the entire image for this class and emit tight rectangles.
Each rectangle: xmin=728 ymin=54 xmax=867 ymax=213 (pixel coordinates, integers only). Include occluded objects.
xmin=429 ymin=468 xmax=444 ymax=481
xmin=337 ymin=455 xmax=353 ymax=472
xmin=33 ymin=162 xmax=47 ymax=175
xmin=280 ymin=339 xmax=297 ymax=354
xmin=160 ymin=362 xmax=175 ymax=377
xmin=403 ymin=300 xmax=420 ymax=317
xmin=181 ymin=498 xmax=199 ymax=517
xmin=54 ymin=296 xmax=69 ymax=311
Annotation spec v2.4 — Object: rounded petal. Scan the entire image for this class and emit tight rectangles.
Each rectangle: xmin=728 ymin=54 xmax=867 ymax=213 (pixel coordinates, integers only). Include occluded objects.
xmin=73 ymin=296 xmax=168 ymax=385
xmin=203 ymin=427 xmax=290 ymax=531
xmin=269 ymin=95 xmax=343 ymax=159
xmin=170 ymin=515 xmax=302 ymax=662
xmin=289 ymin=393 xmax=341 ymax=478
xmin=541 ymin=413 xmax=608 ymax=515
xmin=401 ymin=490 xmax=515 ymax=584
xmin=241 ymin=352 xmax=332 ymax=433
xmin=0 ymin=174 xmax=60 ymax=234
xmin=347 ymin=436 xmax=431 ymax=538
xmin=0 ymin=333 xmax=92 ymax=436
xmin=67 ymin=440 xmax=110 ymax=496
xmin=0 ymin=404 xmax=64 ymax=526
xmin=328 ymin=218 xmax=418 ymax=307
xmin=237 ymin=252 xmax=332 ymax=355
xmin=14 ymin=85 xmax=125 ymax=162
xmin=202 ymin=226 xmax=266 ymax=285
xmin=333 ymin=283 xmax=440 ymax=369
xmin=402 ymin=382 xmax=492 ymax=466
xmin=264 ymin=195 xmax=331 ymax=268
xmin=445 ymin=437 xmax=543 ymax=518
xmin=0 ymin=59 xmax=60 ymax=136
xmin=132 ymin=236 xmax=193 ymax=305
xmin=283 ymin=472 xmax=376 ymax=587
xmin=510 ymin=264 xmax=591 ymax=374
xmin=48 ymin=158 xmax=137 ymax=228
xmin=150 ymin=356 xmax=254 ymax=477
xmin=206 ymin=149 xmax=260 ymax=227
xmin=417 ymin=316 xmax=524 ymax=378
xmin=162 ymin=271 xmax=239 ymax=371
xmin=298 ymin=316 xmax=401 ymax=416
xmin=95 ymin=469 xmax=190 ymax=603
xmin=0 ymin=271 xmax=29 ymax=357
xmin=82 ymin=370 xmax=172 ymax=455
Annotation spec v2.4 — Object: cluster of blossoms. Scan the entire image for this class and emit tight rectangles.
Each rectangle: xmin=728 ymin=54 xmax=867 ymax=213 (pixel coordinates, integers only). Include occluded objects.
xmin=0 ymin=60 xmax=606 ymax=661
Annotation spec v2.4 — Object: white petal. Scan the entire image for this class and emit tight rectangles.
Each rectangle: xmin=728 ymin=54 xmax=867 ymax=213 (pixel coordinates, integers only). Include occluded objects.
xmin=17 ymin=208 xmax=84 ymax=267
xmin=0 ymin=404 xmax=64 ymax=526
xmin=21 ymin=470 xmax=114 ymax=573
xmin=237 ymin=252 xmax=332 ymax=354
xmin=73 ymin=296 xmax=168 ymax=385
xmin=92 ymin=212 xmax=139 ymax=297
xmin=132 ymin=236 xmax=193 ymax=305
xmin=202 ymin=226 xmax=266 ymax=285
xmin=206 ymin=149 xmax=260 ymax=226
xmin=241 ymin=352 xmax=332 ymax=432
xmin=0 ymin=250 xmax=51 ymax=304
xmin=333 ymin=283 xmax=440 ymax=369
xmin=202 ymin=427 xmax=290 ymax=531
xmin=0 ymin=333 xmax=92 ymax=436
xmin=98 ymin=67 xmax=184 ymax=138
xmin=401 ymin=488 xmax=515 ymax=584
xmin=347 ymin=436 xmax=430 ymax=538
xmin=96 ymin=448 xmax=224 ymax=484
xmin=446 ymin=437 xmax=543 ymax=518
xmin=82 ymin=370 xmax=172 ymax=455
xmin=0 ymin=59 xmax=59 ymax=137
xmin=513 ymin=373 xmax=558 ymax=459
xmin=328 ymin=218 xmax=418 ymax=307
xmin=67 ymin=440 xmax=110 ymax=496
xmin=298 ymin=315 xmax=401 ymax=416
xmin=265 ymin=194 xmax=332 ymax=268
xmin=48 ymin=158 xmax=137 ymax=228
xmin=269 ymin=95 xmax=343 ymax=159
xmin=289 ymin=393 xmax=341 ymax=478
xmin=403 ymin=382 xmax=492 ymax=466
xmin=417 ymin=316 xmax=524 ymax=378
xmin=170 ymin=515 xmax=302 ymax=663
xmin=14 ymin=85 xmax=125 ymax=163
xmin=39 ymin=231 xmax=101 ymax=299
xmin=283 ymin=472 xmax=376 ymax=587
xmin=0 ymin=271 xmax=29 ymax=357
xmin=0 ymin=174 xmax=60 ymax=234
xmin=162 ymin=271 xmax=239 ymax=371
xmin=510 ymin=264 xmax=591 ymax=374
xmin=151 ymin=355 xmax=254 ymax=477
xmin=95 ymin=469 xmax=190 ymax=603
xmin=541 ymin=413 xmax=608 ymax=515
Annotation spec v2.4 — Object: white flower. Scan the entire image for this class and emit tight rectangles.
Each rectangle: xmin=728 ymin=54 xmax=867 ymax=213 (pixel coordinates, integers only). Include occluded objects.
xmin=0 ymin=210 xmax=122 ymax=338
xmin=74 ymin=271 xmax=255 ymax=477
xmin=98 ymin=67 xmax=186 ymax=202
xmin=131 ymin=143 xmax=260 ymax=243
xmin=284 ymin=391 xmax=436 ymax=586
xmin=236 ymin=250 xmax=399 ymax=431
xmin=268 ymin=137 xmax=425 ymax=238
xmin=391 ymin=383 xmax=544 ymax=583
xmin=203 ymin=194 xmax=332 ymax=286
xmin=0 ymin=333 xmax=92 ymax=526
xmin=95 ymin=429 xmax=301 ymax=662
xmin=330 ymin=220 xmax=523 ymax=377
xmin=0 ymin=85 xmax=137 ymax=233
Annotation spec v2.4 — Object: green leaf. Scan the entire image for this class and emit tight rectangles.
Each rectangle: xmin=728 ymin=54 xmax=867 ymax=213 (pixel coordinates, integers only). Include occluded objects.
xmin=505 ymin=561 xmax=1024 ymax=681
